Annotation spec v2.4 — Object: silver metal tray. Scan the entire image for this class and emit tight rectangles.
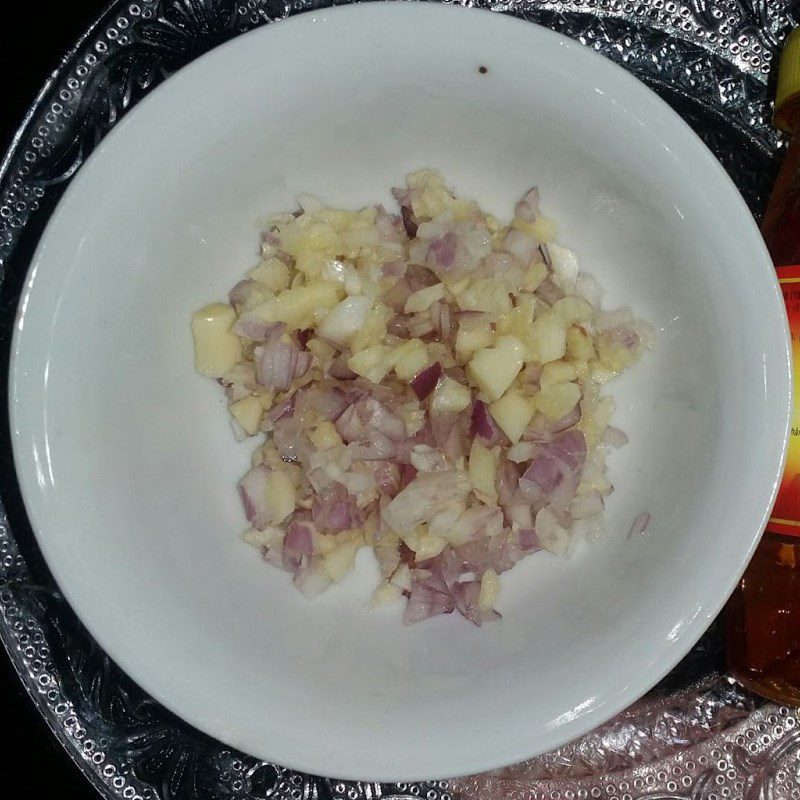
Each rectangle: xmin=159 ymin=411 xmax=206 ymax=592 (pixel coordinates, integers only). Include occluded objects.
xmin=1 ymin=1 xmax=798 ymax=798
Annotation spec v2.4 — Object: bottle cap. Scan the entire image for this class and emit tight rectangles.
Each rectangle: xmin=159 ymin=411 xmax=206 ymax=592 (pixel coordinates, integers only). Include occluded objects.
xmin=776 ymin=28 xmax=800 ymax=133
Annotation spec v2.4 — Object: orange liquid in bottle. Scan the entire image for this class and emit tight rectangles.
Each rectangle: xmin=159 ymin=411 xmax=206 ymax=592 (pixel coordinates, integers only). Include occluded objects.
xmin=727 ymin=36 xmax=800 ymax=704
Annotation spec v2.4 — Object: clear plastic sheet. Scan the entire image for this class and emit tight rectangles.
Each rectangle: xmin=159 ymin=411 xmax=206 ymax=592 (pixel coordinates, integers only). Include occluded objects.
xmin=1 ymin=2 xmax=798 ymax=799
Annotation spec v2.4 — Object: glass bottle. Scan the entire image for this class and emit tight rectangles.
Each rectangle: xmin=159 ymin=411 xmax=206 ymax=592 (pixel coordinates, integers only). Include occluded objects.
xmin=727 ymin=28 xmax=800 ymax=704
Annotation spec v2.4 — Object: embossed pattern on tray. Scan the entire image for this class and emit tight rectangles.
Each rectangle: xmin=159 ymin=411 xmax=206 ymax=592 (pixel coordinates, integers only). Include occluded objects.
xmin=1 ymin=2 xmax=799 ymax=800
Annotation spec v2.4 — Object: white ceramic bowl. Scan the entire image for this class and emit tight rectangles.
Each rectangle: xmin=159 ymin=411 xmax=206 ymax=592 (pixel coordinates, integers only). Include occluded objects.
xmin=9 ymin=2 xmax=790 ymax=782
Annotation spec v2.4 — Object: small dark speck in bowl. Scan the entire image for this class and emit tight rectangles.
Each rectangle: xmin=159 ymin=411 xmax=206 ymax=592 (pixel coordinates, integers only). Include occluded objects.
xmin=478 ymin=65 xmax=488 ymax=74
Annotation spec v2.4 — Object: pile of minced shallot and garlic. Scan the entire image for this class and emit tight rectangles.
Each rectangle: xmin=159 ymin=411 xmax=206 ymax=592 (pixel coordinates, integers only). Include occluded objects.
xmin=191 ymin=170 xmax=651 ymax=626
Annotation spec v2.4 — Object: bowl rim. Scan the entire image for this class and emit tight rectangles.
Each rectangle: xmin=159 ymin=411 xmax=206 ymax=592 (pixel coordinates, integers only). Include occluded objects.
xmin=8 ymin=0 xmax=792 ymax=781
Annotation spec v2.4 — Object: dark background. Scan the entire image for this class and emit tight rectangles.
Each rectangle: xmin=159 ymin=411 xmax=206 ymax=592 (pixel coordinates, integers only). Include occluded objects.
xmin=1 ymin=6 xmax=104 ymax=797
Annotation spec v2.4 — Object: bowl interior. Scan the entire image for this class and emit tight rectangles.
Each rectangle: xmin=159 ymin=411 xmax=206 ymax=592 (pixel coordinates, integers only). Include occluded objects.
xmin=9 ymin=2 xmax=789 ymax=781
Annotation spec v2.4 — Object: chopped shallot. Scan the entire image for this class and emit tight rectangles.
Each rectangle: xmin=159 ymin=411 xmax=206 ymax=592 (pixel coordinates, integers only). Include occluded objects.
xmin=605 ymin=426 xmax=629 ymax=448
xmin=629 ymin=512 xmax=651 ymax=537
xmin=411 ymin=362 xmax=442 ymax=400
xmin=191 ymin=169 xmax=651 ymax=626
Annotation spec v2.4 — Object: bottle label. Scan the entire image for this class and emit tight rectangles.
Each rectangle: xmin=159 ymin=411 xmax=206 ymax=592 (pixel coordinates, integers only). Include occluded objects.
xmin=770 ymin=264 xmax=800 ymax=536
